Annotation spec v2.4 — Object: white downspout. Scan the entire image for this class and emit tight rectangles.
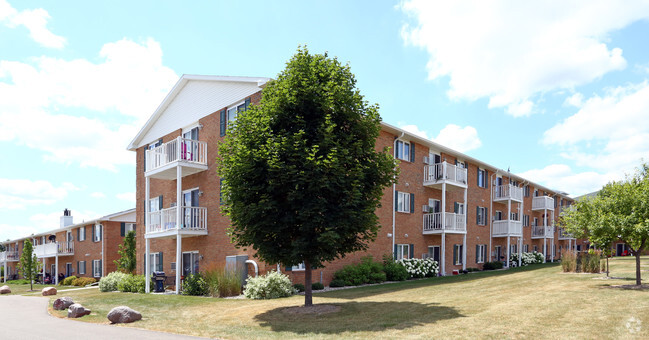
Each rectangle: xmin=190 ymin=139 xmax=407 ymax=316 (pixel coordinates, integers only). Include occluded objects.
xmin=101 ymin=223 xmax=105 ymax=278
xmin=245 ymin=260 xmax=259 ymax=277
xmin=392 ymin=132 xmax=404 ymax=259
xmin=489 ymin=170 xmax=498 ymax=262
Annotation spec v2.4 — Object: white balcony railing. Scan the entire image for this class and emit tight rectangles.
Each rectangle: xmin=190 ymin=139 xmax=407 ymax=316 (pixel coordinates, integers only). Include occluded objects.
xmin=493 ymin=184 xmax=523 ymax=202
xmin=423 ymin=162 xmax=468 ymax=187
xmin=532 ymin=225 xmax=554 ymax=238
xmin=532 ymin=196 xmax=555 ymax=211
xmin=423 ymin=212 xmax=466 ymax=233
xmin=146 ymin=137 xmax=208 ymax=173
xmin=147 ymin=206 xmax=208 ymax=234
xmin=493 ymin=220 xmax=522 ymax=237
xmin=34 ymin=241 xmax=74 ymax=258
xmin=0 ymin=250 xmax=19 ymax=261
xmin=558 ymin=228 xmax=575 ymax=240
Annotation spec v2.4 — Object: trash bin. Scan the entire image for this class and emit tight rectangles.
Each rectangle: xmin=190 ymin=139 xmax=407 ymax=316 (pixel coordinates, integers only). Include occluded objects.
xmin=153 ymin=271 xmax=165 ymax=293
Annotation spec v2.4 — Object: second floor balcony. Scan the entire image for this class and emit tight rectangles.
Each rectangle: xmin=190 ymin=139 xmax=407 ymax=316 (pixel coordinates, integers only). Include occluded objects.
xmin=146 ymin=206 xmax=208 ymax=239
xmin=492 ymin=220 xmax=522 ymax=237
xmin=34 ymin=241 xmax=74 ymax=258
xmin=145 ymin=137 xmax=208 ymax=180
xmin=423 ymin=212 xmax=467 ymax=234
xmin=531 ymin=225 xmax=555 ymax=239
xmin=558 ymin=227 xmax=576 ymax=240
xmin=423 ymin=162 xmax=468 ymax=190
xmin=493 ymin=184 xmax=523 ymax=203
xmin=532 ymin=196 xmax=555 ymax=211
xmin=0 ymin=250 xmax=19 ymax=262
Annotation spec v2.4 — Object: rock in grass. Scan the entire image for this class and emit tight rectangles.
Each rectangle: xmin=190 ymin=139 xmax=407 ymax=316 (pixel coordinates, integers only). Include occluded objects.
xmin=67 ymin=303 xmax=91 ymax=318
xmin=107 ymin=306 xmax=142 ymax=324
xmin=0 ymin=285 xmax=10 ymax=294
xmin=53 ymin=297 xmax=74 ymax=310
xmin=42 ymin=287 xmax=57 ymax=296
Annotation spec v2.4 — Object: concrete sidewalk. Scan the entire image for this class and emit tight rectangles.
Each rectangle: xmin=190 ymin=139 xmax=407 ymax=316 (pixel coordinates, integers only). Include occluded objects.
xmin=0 ymin=295 xmax=208 ymax=340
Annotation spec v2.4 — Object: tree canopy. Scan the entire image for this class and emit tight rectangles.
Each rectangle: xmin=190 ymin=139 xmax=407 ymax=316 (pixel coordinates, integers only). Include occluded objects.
xmin=17 ymin=239 xmax=41 ymax=290
xmin=218 ymin=47 xmax=398 ymax=305
xmin=114 ymin=230 xmax=137 ymax=274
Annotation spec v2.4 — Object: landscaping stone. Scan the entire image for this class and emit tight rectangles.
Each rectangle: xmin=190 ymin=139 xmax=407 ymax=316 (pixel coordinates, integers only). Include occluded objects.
xmin=42 ymin=287 xmax=57 ymax=296
xmin=67 ymin=303 xmax=91 ymax=318
xmin=53 ymin=297 xmax=74 ymax=310
xmin=107 ymin=306 xmax=142 ymax=324
xmin=0 ymin=285 xmax=10 ymax=294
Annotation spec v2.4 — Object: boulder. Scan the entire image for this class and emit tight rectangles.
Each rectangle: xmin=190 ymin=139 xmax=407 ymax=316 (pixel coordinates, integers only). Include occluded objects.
xmin=107 ymin=306 xmax=142 ymax=324
xmin=53 ymin=297 xmax=74 ymax=310
xmin=42 ymin=287 xmax=57 ymax=296
xmin=0 ymin=285 xmax=10 ymax=294
xmin=67 ymin=303 xmax=91 ymax=318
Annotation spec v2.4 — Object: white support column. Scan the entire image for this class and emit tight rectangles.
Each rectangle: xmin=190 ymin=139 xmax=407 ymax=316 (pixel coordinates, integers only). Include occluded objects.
xmin=462 ymin=233 xmax=467 ymax=271
xmin=463 ymin=186 xmax=467 ymax=271
xmin=176 ymin=235 xmax=182 ymax=294
xmin=506 ymin=236 xmax=510 ymax=268
xmin=145 ymin=176 xmax=150 ymax=233
xmin=175 ymin=165 xmax=183 ymax=294
xmin=42 ymin=258 xmax=45 ymax=283
xmin=518 ymin=237 xmax=522 ymax=267
xmin=442 ymin=179 xmax=446 ymax=275
xmin=551 ymin=210 xmax=555 ymax=262
xmin=441 ymin=233 xmax=446 ymax=276
xmin=543 ymin=207 xmax=547 ymax=263
xmin=145 ymin=238 xmax=150 ymax=293
xmin=54 ymin=255 xmax=59 ymax=285
xmin=3 ymin=260 xmax=7 ymax=283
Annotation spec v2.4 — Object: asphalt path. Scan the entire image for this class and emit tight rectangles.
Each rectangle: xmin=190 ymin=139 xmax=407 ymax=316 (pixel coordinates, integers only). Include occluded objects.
xmin=0 ymin=295 xmax=208 ymax=340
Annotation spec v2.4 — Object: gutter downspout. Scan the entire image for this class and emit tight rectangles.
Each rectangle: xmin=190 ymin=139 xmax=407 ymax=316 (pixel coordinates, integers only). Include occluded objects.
xmin=520 ymin=180 xmax=529 ymax=268
xmin=489 ymin=170 xmax=499 ymax=262
xmin=392 ymin=131 xmax=404 ymax=259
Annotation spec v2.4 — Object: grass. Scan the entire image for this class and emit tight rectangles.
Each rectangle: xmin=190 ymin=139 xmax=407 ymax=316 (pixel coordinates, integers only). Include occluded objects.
xmin=46 ymin=257 xmax=649 ymax=339
xmin=0 ymin=281 xmax=75 ymax=296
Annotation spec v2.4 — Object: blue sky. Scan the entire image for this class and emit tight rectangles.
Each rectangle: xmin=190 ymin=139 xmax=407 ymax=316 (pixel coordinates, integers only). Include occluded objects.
xmin=2 ymin=0 xmax=649 ymax=240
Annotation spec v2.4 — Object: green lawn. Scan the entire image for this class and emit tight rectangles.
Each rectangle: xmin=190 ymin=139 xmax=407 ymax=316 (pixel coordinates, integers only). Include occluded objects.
xmin=47 ymin=257 xmax=649 ymax=339
xmin=0 ymin=281 xmax=75 ymax=295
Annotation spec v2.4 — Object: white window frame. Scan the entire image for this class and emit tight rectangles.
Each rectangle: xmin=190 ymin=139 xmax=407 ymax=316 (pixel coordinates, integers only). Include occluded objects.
xmin=396 ymin=244 xmax=410 ymax=260
xmin=477 ymin=207 xmax=487 ymax=226
xmin=533 ymin=217 xmax=539 ymax=227
xmin=78 ymin=260 xmax=86 ymax=275
xmin=495 ymin=245 xmax=502 ymax=261
xmin=476 ymin=244 xmax=486 ymax=263
xmin=149 ymin=253 xmax=160 ymax=274
xmin=93 ymin=224 xmax=102 ymax=242
xmin=292 ymin=262 xmax=305 ymax=271
xmin=66 ymin=262 xmax=73 ymax=276
xmin=523 ymin=215 xmax=529 ymax=227
xmin=182 ymin=251 xmax=200 ymax=275
xmin=511 ymin=212 xmax=519 ymax=221
xmin=495 ymin=210 xmax=502 ymax=221
xmin=92 ymin=260 xmax=101 ymax=278
xmin=478 ymin=168 xmax=487 ymax=188
xmin=227 ymin=101 xmax=246 ymax=122
xmin=125 ymin=223 xmax=135 ymax=234
xmin=510 ymin=244 xmax=517 ymax=254
xmin=523 ymin=244 xmax=529 ymax=253
xmin=456 ymin=202 xmax=465 ymax=215
xmin=395 ymin=140 xmax=411 ymax=161
xmin=78 ymin=226 xmax=86 ymax=241
xmin=454 ymin=244 xmax=463 ymax=265
xmin=429 ymin=198 xmax=441 ymax=213
xmin=397 ymin=192 xmax=411 ymax=213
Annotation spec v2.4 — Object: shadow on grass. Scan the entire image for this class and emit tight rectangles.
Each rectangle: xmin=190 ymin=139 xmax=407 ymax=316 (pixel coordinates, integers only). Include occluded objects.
xmin=254 ymin=301 xmax=463 ymax=334
xmin=319 ymin=262 xmax=560 ymax=300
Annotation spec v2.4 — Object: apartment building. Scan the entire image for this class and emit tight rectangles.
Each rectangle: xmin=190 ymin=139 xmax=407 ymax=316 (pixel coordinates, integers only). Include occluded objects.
xmin=1 ymin=209 xmax=135 ymax=284
xmin=127 ymin=74 xmax=586 ymax=292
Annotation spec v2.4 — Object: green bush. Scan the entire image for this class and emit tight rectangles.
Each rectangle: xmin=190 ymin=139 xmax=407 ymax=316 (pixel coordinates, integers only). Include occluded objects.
xmin=202 ymin=266 xmax=242 ymax=297
xmin=117 ymin=274 xmax=146 ymax=293
xmin=60 ymin=276 xmax=77 ymax=286
xmin=465 ymin=267 xmax=480 ymax=272
xmin=182 ymin=273 xmax=208 ymax=296
xmin=244 ymin=271 xmax=296 ymax=299
xmin=312 ymin=282 xmax=325 ymax=290
xmin=382 ymin=254 xmax=409 ymax=281
xmin=293 ymin=283 xmax=305 ymax=292
xmin=99 ymin=271 xmax=128 ymax=292
xmin=329 ymin=279 xmax=345 ymax=287
xmin=333 ymin=256 xmax=386 ymax=286
xmin=7 ymin=279 xmax=30 ymax=285
xmin=483 ymin=261 xmax=504 ymax=270
xmin=71 ymin=277 xmax=96 ymax=286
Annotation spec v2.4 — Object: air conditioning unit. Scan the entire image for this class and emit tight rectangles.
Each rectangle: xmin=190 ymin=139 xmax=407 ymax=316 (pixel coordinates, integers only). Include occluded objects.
xmin=423 ymin=156 xmax=430 ymax=165
xmin=422 ymin=205 xmax=430 ymax=212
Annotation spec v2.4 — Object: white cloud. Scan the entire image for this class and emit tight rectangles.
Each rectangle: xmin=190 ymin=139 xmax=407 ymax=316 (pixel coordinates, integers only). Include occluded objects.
xmin=399 ymin=1 xmax=649 ymax=116
xmin=116 ymin=192 xmax=135 ymax=203
xmin=0 ymin=178 xmax=78 ymax=210
xmin=0 ymin=0 xmax=66 ymax=48
xmin=0 ymin=38 xmax=178 ymax=171
xmin=564 ymin=93 xmax=584 ymax=108
xmin=90 ymin=192 xmax=106 ymax=199
xmin=400 ymin=123 xmax=482 ymax=152
xmin=517 ymin=164 xmax=616 ymax=197
xmin=0 ymin=224 xmax=42 ymax=241
xmin=543 ymin=81 xmax=649 ymax=175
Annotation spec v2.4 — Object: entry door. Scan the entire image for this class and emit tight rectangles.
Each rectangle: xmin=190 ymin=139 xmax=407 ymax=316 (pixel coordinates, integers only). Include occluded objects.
xmin=51 ymin=264 xmax=56 ymax=276
xmin=428 ymin=199 xmax=441 ymax=228
xmin=616 ymin=243 xmax=626 ymax=256
xmin=182 ymin=127 xmax=199 ymax=161
xmin=182 ymin=253 xmax=199 ymax=277
xmin=428 ymin=246 xmax=440 ymax=263
xmin=183 ymin=189 xmax=199 ymax=228
xmin=495 ymin=177 xmax=503 ymax=196
xmin=495 ymin=246 xmax=502 ymax=261
xmin=431 ymin=154 xmax=442 ymax=178
xmin=65 ymin=263 xmax=72 ymax=277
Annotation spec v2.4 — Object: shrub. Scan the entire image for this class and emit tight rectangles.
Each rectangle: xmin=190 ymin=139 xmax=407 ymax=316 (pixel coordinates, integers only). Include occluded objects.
xmin=398 ymin=258 xmax=439 ymax=278
xmin=329 ymin=279 xmax=346 ymax=287
xmin=61 ymin=276 xmax=77 ymax=286
xmin=312 ymin=282 xmax=324 ymax=290
xmin=293 ymin=283 xmax=305 ymax=292
xmin=465 ymin=267 xmax=480 ymax=272
xmin=71 ymin=277 xmax=96 ymax=286
xmin=99 ymin=271 xmax=128 ymax=292
xmin=483 ymin=261 xmax=504 ymax=270
xmin=582 ymin=251 xmax=601 ymax=273
xmin=202 ymin=265 xmax=242 ymax=297
xmin=182 ymin=273 xmax=208 ymax=296
xmin=511 ymin=251 xmax=545 ymax=266
xmin=382 ymin=254 xmax=409 ymax=281
xmin=244 ymin=271 xmax=296 ymax=299
xmin=561 ymin=252 xmax=577 ymax=272
xmin=7 ymin=279 xmax=30 ymax=285
xmin=118 ymin=274 xmax=146 ymax=293
xmin=333 ymin=256 xmax=386 ymax=286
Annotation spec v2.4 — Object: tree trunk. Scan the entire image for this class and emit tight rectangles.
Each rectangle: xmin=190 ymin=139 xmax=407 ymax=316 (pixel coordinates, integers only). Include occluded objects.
xmin=304 ymin=260 xmax=313 ymax=307
xmin=606 ymin=256 xmax=609 ymax=277
xmin=635 ymin=252 xmax=642 ymax=286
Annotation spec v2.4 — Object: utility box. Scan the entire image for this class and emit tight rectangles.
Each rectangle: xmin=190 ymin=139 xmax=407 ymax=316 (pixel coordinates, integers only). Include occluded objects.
xmin=225 ymin=255 xmax=249 ymax=286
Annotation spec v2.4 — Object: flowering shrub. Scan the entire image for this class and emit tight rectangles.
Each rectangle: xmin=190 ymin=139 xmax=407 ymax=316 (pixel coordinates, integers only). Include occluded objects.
xmin=397 ymin=258 xmax=439 ymax=278
xmin=99 ymin=271 xmax=128 ymax=292
xmin=509 ymin=251 xmax=544 ymax=267
xmin=244 ymin=271 xmax=296 ymax=299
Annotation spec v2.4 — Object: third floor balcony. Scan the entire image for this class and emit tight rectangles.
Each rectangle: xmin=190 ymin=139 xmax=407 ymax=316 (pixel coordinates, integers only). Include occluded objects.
xmin=145 ymin=137 xmax=208 ymax=180
xmin=532 ymin=196 xmax=555 ymax=211
xmin=531 ymin=225 xmax=555 ymax=239
xmin=492 ymin=184 xmax=523 ymax=203
xmin=423 ymin=162 xmax=468 ymax=190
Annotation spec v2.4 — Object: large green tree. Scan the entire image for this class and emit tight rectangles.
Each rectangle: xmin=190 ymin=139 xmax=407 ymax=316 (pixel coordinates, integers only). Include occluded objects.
xmin=218 ymin=47 xmax=398 ymax=306
xmin=562 ymin=163 xmax=649 ymax=285
xmin=17 ymin=239 xmax=41 ymax=291
xmin=114 ymin=230 xmax=137 ymax=274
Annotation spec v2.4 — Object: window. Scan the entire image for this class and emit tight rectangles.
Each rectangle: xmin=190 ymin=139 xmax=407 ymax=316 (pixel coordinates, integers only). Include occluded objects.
xmin=523 ymin=244 xmax=529 ymax=253
xmin=78 ymin=226 xmax=85 ymax=242
xmin=533 ymin=217 xmax=538 ymax=227
xmin=524 ymin=185 xmax=530 ymax=197
xmin=427 ymin=246 xmax=440 ymax=262
xmin=396 ymin=244 xmax=410 ymax=260
xmin=395 ymin=140 xmax=411 ymax=161
xmin=576 ymin=245 xmax=582 ymax=251
xmin=149 ymin=252 xmax=162 ymax=273
xmin=291 ymin=262 xmax=305 ymax=271
xmin=125 ymin=223 xmax=135 ymax=233
xmin=66 ymin=263 xmax=73 ymax=276
xmin=397 ymin=191 xmax=412 ymax=213
xmin=510 ymin=244 xmax=517 ymax=254
xmin=455 ymin=160 xmax=466 ymax=168
xmin=92 ymin=224 xmax=102 ymax=242
xmin=228 ymin=102 xmax=247 ymax=123
xmin=453 ymin=244 xmax=463 ymax=265
xmin=454 ymin=202 xmax=465 ymax=215
xmin=534 ymin=245 xmax=538 ymax=252
xmin=428 ymin=199 xmax=441 ymax=213
xmin=182 ymin=252 xmax=201 ymax=276
xmin=78 ymin=261 xmax=86 ymax=275
xmin=476 ymin=244 xmax=486 ymax=263
xmin=495 ymin=246 xmax=502 ymax=261
xmin=534 ymin=189 xmax=539 ymax=197
xmin=477 ymin=168 xmax=487 ymax=188
xmin=495 ymin=211 xmax=502 ymax=221
xmin=92 ymin=260 xmax=102 ymax=278
xmin=511 ymin=212 xmax=519 ymax=221
xmin=511 ymin=180 xmax=518 ymax=186
xmin=476 ymin=206 xmax=487 ymax=226
xmin=523 ymin=215 xmax=530 ymax=227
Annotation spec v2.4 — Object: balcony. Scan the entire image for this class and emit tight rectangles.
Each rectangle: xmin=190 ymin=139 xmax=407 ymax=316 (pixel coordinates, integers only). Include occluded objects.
xmin=532 ymin=196 xmax=555 ymax=211
xmin=423 ymin=162 xmax=468 ymax=190
xmin=146 ymin=206 xmax=208 ymax=239
xmin=531 ymin=225 xmax=555 ymax=239
xmin=423 ymin=212 xmax=466 ymax=234
xmin=558 ymin=227 xmax=576 ymax=240
xmin=34 ymin=241 xmax=74 ymax=258
xmin=493 ymin=184 xmax=523 ymax=203
xmin=492 ymin=220 xmax=522 ymax=237
xmin=0 ymin=251 xmax=19 ymax=262
xmin=145 ymin=137 xmax=208 ymax=180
